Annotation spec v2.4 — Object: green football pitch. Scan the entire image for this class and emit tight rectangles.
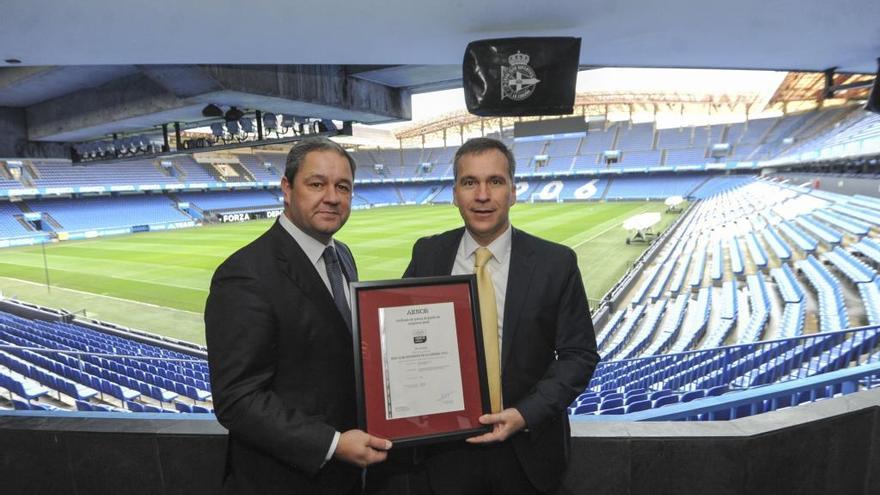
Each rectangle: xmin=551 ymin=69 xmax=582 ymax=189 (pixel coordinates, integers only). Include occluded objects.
xmin=0 ymin=202 xmax=682 ymax=345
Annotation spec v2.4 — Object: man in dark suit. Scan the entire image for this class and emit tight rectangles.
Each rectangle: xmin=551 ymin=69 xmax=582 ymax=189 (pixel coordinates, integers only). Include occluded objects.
xmin=391 ymin=137 xmax=599 ymax=494
xmin=206 ymin=137 xmax=392 ymax=495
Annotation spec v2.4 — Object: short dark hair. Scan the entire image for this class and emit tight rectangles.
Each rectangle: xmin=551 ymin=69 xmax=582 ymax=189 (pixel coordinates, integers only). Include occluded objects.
xmin=284 ymin=137 xmax=357 ymax=183
xmin=453 ymin=137 xmax=516 ymax=181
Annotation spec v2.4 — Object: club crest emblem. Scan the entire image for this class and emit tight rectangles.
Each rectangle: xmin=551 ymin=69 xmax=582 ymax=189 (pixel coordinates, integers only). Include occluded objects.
xmin=501 ymin=51 xmax=541 ymax=101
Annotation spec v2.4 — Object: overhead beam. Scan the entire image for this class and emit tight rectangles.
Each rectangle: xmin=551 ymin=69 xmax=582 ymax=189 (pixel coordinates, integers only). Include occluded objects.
xmin=24 ymin=65 xmax=413 ymax=143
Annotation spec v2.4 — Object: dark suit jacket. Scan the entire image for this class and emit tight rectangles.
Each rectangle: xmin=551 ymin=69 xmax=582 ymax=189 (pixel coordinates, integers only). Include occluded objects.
xmin=403 ymin=227 xmax=600 ymax=492
xmin=205 ymin=220 xmax=360 ymax=495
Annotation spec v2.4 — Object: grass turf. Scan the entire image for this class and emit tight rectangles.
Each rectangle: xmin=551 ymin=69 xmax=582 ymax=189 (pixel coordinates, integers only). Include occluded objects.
xmin=0 ymin=201 xmax=682 ymax=345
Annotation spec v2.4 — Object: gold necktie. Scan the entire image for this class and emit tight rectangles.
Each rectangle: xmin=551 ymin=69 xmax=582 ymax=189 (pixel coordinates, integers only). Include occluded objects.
xmin=474 ymin=247 xmax=502 ymax=413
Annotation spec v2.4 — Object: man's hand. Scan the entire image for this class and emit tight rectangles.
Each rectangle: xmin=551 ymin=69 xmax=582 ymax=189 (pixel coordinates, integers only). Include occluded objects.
xmin=333 ymin=429 xmax=393 ymax=468
xmin=466 ymin=408 xmax=526 ymax=444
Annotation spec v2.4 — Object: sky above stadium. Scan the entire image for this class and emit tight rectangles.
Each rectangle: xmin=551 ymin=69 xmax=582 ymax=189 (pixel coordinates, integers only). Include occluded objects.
xmin=373 ymin=68 xmax=788 ymax=131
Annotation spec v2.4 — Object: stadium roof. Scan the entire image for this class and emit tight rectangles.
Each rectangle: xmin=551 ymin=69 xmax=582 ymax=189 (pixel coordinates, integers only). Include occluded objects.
xmin=0 ymin=0 xmax=877 ymax=145
xmin=2 ymin=0 xmax=877 ymax=72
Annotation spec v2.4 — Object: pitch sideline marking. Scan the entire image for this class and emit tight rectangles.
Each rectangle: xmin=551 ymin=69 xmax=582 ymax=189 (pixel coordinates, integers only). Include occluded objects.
xmin=0 ymin=276 xmax=202 ymax=316
xmin=570 ymin=204 xmax=657 ymax=249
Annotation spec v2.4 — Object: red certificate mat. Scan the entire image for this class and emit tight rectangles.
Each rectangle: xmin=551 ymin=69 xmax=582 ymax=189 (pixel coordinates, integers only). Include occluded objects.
xmin=351 ymin=275 xmax=490 ymax=447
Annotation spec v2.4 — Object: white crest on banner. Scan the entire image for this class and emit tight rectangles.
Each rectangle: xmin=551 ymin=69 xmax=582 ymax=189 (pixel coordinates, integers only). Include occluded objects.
xmin=501 ymin=51 xmax=540 ymax=101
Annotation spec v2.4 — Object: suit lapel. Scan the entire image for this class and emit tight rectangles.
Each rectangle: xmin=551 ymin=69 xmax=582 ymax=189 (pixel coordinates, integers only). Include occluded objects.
xmin=437 ymin=228 xmax=464 ymax=275
xmin=501 ymin=228 xmax=535 ymax=370
xmin=270 ymin=222 xmax=351 ymax=338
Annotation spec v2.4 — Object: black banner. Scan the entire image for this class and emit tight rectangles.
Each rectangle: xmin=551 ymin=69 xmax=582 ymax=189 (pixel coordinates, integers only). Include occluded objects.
xmin=463 ymin=37 xmax=581 ymax=117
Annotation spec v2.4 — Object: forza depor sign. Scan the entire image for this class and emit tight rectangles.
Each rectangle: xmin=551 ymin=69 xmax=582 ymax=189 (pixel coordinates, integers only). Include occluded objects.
xmin=463 ymin=37 xmax=581 ymax=117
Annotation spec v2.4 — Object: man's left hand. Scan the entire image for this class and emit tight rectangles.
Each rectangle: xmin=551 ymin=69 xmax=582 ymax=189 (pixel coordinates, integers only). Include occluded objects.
xmin=465 ymin=408 xmax=526 ymax=444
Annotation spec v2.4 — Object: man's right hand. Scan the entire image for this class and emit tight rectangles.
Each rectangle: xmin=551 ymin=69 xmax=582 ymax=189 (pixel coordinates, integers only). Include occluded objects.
xmin=333 ymin=429 xmax=392 ymax=468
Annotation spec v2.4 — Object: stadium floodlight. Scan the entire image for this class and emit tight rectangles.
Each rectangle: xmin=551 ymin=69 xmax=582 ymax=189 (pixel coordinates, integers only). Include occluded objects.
xmin=96 ymin=141 xmax=110 ymax=156
xmin=202 ymin=104 xmax=224 ymax=118
xmin=226 ymin=120 xmax=241 ymax=136
xmin=210 ymin=122 xmax=226 ymax=139
xmin=123 ymin=137 xmax=136 ymax=154
xmin=317 ymin=119 xmax=337 ymax=132
xmin=224 ymin=106 xmax=244 ymax=122
xmin=263 ymin=112 xmax=278 ymax=131
xmin=134 ymin=136 xmax=145 ymax=152
xmin=281 ymin=114 xmax=297 ymax=129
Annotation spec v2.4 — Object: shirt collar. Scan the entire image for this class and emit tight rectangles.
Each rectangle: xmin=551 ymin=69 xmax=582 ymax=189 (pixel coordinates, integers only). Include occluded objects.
xmin=460 ymin=224 xmax=512 ymax=264
xmin=278 ymin=213 xmax=334 ymax=266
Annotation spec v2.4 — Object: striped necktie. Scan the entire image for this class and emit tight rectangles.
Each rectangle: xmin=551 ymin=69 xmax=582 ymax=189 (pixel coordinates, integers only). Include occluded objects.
xmin=323 ymin=245 xmax=352 ymax=332
xmin=475 ymin=246 xmax=502 ymax=413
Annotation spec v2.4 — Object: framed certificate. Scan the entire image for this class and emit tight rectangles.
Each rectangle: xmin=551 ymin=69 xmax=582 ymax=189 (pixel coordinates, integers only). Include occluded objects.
xmin=351 ymin=275 xmax=491 ymax=447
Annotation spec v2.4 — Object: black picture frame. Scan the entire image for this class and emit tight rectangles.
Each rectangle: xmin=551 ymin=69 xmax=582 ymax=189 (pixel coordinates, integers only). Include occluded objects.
xmin=350 ymin=275 xmax=491 ymax=448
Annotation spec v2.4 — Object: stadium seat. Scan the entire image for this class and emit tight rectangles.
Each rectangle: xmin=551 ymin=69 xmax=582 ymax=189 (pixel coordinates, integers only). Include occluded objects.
xmin=649 ymin=389 xmax=674 ymax=401
xmin=599 ymin=406 xmax=625 ymax=416
xmin=601 ymin=392 xmax=624 ymax=401
xmin=577 ymin=396 xmax=601 ymax=407
xmin=625 ymin=393 xmax=648 ymax=405
xmin=572 ymin=403 xmax=598 ymax=415
xmin=680 ymin=390 xmax=706 ymax=403
xmin=600 ymin=398 xmax=624 ymax=410
xmin=626 ymin=400 xmax=652 ymax=413
xmin=653 ymin=394 xmax=679 ymax=408
xmin=186 ymin=385 xmax=211 ymax=402
xmin=706 ymin=385 xmax=729 ymax=397
xmin=624 ymin=388 xmax=648 ymax=399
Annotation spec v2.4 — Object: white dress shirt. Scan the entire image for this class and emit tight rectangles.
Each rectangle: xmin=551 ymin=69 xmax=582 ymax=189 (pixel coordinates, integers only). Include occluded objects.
xmin=278 ymin=213 xmax=351 ymax=306
xmin=451 ymin=225 xmax=512 ymax=350
xmin=277 ymin=214 xmax=344 ymax=464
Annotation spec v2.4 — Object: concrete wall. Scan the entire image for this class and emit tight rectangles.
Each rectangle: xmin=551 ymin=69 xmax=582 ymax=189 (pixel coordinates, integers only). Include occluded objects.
xmin=770 ymin=172 xmax=880 ymax=198
xmin=2 ymin=388 xmax=877 ymax=495
xmin=0 ymin=106 xmax=71 ymax=158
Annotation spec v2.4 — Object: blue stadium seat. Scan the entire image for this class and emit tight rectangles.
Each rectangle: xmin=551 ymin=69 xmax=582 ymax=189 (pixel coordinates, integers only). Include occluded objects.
xmin=706 ymin=384 xmax=729 ymax=397
xmin=600 ymin=398 xmax=624 ymax=410
xmin=649 ymin=389 xmax=673 ymax=401
xmin=680 ymin=390 xmax=706 ymax=403
xmin=626 ymin=400 xmax=652 ymax=413
xmin=625 ymin=393 xmax=648 ymax=405
xmin=653 ymin=394 xmax=679 ymax=408
xmin=572 ymin=403 xmax=598 ymax=415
